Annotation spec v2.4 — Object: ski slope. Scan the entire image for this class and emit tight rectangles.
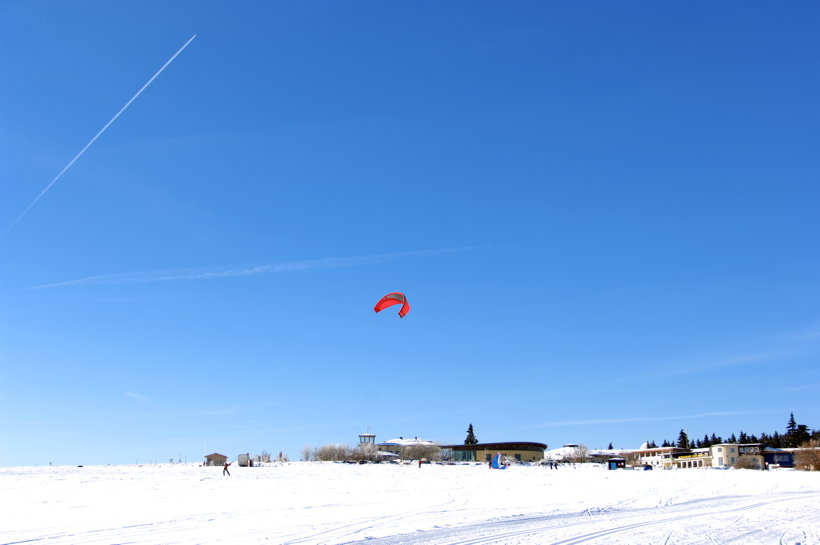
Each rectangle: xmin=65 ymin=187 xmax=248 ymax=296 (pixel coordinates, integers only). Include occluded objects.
xmin=1 ymin=462 xmax=818 ymax=544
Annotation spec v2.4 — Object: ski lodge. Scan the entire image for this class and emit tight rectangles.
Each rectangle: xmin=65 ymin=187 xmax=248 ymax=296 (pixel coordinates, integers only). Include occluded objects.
xmin=440 ymin=441 xmax=548 ymax=463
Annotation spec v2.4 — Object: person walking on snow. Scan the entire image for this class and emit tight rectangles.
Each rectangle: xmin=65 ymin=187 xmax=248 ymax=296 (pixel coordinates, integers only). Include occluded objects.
xmin=223 ymin=462 xmax=231 ymax=476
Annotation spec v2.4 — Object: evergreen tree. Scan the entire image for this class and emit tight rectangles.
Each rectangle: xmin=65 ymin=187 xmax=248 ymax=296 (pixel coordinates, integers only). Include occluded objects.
xmin=677 ymin=429 xmax=689 ymax=449
xmin=710 ymin=433 xmax=719 ymax=445
xmin=739 ymin=430 xmax=748 ymax=443
xmin=647 ymin=440 xmax=658 ymax=448
xmin=702 ymin=434 xmax=710 ymax=448
xmin=787 ymin=412 xmax=798 ymax=435
xmin=464 ymin=424 xmax=478 ymax=445
xmin=608 ymin=442 xmax=614 ymax=450
xmin=784 ymin=413 xmax=810 ymax=447
xmin=772 ymin=431 xmax=782 ymax=448
xmin=796 ymin=424 xmax=811 ymax=446
xmin=728 ymin=433 xmax=737 ymax=443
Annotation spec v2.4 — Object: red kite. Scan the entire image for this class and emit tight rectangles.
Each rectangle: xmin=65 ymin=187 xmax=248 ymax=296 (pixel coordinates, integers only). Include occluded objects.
xmin=374 ymin=292 xmax=410 ymax=318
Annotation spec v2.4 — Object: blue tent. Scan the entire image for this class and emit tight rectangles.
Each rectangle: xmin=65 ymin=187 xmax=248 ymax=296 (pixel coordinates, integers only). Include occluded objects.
xmin=491 ymin=452 xmax=507 ymax=469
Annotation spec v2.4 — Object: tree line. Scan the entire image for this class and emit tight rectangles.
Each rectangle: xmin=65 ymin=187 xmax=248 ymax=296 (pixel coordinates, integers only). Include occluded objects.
xmin=643 ymin=413 xmax=818 ymax=450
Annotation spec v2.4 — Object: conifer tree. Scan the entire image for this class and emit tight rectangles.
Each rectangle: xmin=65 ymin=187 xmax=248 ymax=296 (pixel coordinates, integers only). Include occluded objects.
xmin=677 ymin=429 xmax=689 ymax=449
xmin=796 ymin=424 xmax=811 ymax=446
xmin=784 ymin=413 xmax=810 ymax=447
xmin=464 ymin=423 xmax=478 ymax=445
xmin=787 ymin=412 xmax=798 ymax=435
xmin=608 ymin=442 xmax=614 ymax=450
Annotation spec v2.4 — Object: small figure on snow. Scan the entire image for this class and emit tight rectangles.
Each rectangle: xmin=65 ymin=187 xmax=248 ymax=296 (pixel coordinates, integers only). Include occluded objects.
xmin=223 ymin=462 xmax=231 ymax=476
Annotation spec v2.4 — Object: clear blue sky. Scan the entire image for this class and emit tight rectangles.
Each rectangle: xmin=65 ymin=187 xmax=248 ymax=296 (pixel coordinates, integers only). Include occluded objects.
xmin=1 ymin=1 xmax=819 ymax=466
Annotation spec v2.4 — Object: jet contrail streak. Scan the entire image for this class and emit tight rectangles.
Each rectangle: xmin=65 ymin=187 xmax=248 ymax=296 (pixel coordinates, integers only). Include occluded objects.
xmin=12 ymin=246 xmax=489 ymax=292
xmin=3 ymin=34 xmax=197 ymax=239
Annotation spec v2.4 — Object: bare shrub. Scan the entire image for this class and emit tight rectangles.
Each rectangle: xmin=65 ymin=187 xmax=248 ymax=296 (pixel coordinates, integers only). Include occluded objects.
xmin=794 ymin=440 xmax=820 ymax=471
xmin=401 ymin=444 xmax=441 ymax=461
xmin=566 ymin=444 xmax=590 ymax=463
xmin=734 ymin=455 xmax=762 ymax=470
xmin=316 ymin=444 xmax=350 ymax=461
xmin=313 ymin=444 xmax=372 ymax=462
xmin=624 ymin=452 xmax=642 ymax=467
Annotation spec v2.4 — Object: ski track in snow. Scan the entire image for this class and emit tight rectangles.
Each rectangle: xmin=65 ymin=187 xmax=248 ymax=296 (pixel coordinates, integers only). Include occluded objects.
xmin=348 ymin=492 xmax=820 ymax=545
xmin=2 ymin=464 xmax=819 ymax=545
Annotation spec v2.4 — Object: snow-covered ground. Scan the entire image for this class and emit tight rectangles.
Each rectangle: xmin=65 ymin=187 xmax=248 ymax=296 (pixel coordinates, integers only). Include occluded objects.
xmin=2 ymin=462 xmax=819 ymax=544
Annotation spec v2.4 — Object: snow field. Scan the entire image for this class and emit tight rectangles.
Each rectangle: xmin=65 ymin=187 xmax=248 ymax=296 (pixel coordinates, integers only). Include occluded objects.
xmin=1 ymin=462 xmax=818 ymax=544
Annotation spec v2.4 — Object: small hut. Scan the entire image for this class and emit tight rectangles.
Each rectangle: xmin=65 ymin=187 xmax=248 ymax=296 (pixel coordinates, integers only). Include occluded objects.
xmin=204 ymin=453 xmax=228 ymax=466
xmin=237 ymin=453 xmax=252 ymax=467
xmin=607 ymin=457 xmax=626 ymax=470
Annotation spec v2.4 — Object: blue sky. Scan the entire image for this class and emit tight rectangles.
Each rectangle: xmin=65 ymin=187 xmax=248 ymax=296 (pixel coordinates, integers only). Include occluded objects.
xmin=1 ymin=1 xmax=819 ymax=466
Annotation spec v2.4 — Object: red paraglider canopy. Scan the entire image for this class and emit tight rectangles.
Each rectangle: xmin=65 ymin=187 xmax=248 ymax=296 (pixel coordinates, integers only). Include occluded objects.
xmin=374 ymin=292 xmax=410 ymax=318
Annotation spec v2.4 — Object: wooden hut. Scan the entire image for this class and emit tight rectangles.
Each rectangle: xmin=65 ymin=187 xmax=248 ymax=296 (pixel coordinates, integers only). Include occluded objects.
xmin=204 ymin=453 xmax=228 ymax=466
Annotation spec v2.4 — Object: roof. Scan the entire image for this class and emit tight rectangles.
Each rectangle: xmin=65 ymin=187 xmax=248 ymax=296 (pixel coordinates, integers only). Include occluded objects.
xmin=443 ymin=441 xmax=547 ymax=452
xmin=379 ymin=437 xmax=435 ymax=446
xmin=204 ymin=453 xmax=227 ymax=459
xmin=588 ymin=449 xmax=633 ymax=456
xmin=630 ymin=447 xmax=688 ymax=454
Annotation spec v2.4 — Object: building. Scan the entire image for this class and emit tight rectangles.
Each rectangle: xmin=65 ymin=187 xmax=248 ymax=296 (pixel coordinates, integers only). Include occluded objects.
xmin=710 ymin=443 xmax=739 ymax=468
xmin=376 ymin=436 xmax=437 ymax=457
xmin=652 ymin=443 xmax=796 ymax=470
xmin=204 ymin=453 xmax=228 ymax=466
xmin=629 ymin=447 xmax=689 ymax=469
xmin=607 ymin=457 xmax=626 ymax=470
xmin=442 ymin=441 xmax=547 ymax=463
xmin=764 ymin=447 xmax=794 ymax=468
xmin=237 ymin=453 xmax=253 ymax=467
xmin=673 ymin=448 xmax=711 ymax=469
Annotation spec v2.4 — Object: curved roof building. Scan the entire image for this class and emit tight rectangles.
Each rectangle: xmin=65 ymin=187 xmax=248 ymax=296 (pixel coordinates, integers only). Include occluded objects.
xmin=441 ymin=441 xmax=547 ymax=463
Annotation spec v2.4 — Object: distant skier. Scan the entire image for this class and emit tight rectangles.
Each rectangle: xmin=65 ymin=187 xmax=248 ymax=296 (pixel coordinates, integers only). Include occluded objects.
xmin=223 ymin=462 xmax=231 ymax=476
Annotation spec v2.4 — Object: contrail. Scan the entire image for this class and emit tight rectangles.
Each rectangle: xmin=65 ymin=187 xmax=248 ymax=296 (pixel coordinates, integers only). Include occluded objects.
xmin=2 ymin=34 xmax=197 ymax=239
xmin=12 ymin=246 xmax=488 ymax=292
xmin=534 ymin=410 xmax=773 ymax=428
